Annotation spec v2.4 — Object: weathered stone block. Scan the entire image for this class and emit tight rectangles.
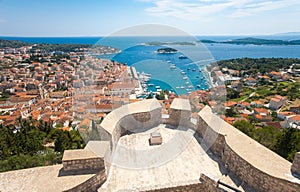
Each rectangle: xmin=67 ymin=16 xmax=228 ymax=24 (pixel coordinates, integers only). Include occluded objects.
xmin=292 ymin=152 xmax=300 ymax=176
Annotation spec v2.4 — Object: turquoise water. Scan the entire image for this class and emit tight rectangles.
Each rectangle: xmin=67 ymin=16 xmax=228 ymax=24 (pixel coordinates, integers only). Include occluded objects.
xmin=2 ymin=36 xmax=300 ymax=95
xmin=100 ymin=44 xmax=211 ymax=95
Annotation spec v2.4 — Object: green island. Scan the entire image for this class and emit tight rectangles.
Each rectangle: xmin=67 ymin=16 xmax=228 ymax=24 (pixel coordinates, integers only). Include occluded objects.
xmin=0 ymin=38 xmax=119 ymax=53
xmin=214 ymin=57 xmax=300 ymax=162
xmin=156 ymin=47 xmax=178 ymax=54
xmin=200 ymin=37 xmax=300 ymax=45
xmin=146 ymin=41 xmax=196 ymax=46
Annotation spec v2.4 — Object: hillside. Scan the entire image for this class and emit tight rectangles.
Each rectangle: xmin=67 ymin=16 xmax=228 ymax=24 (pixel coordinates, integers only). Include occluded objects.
xmin=0 ymin=39 xmax=30 ymax=48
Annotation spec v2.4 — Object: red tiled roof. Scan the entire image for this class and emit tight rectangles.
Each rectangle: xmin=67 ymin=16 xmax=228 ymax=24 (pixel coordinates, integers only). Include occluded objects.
xmin=271 ymin=98 xmax=281 ymax=103
xmin=225 ymin=101 xmax=237 ymax=107
xmin=254 ymin=108 xmax=269 ymax=115
xmin=239 ymin=102 xmax=250 ymax=106
xmin=290 ymin=115 xmax=300 ymax=121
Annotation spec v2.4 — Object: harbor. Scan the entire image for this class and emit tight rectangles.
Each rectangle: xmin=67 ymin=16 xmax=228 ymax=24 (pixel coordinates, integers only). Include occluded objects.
xmin=101 ymin=43 xmax=212 ymax=96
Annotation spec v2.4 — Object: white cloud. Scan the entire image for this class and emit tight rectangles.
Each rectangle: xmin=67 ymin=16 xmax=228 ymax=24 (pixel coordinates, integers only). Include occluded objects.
xmin=230 ymin=0 xmax=300 ymax=18
xmin=142 ymin=0 xmax=300 ymax=19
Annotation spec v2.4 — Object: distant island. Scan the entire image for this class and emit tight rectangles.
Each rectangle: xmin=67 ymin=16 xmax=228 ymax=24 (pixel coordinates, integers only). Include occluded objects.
xmin=0 ymin=38 xmax=120 ymax=54
xmin=199 ymin=37 xmax=300 ymax=45
xmin=156 ymin=47 xmax=178 ymax=54
xmin=274 ymin=32 xmax=300 ymax=36
xmin=146 ymin=41 xmax=195 ymax=46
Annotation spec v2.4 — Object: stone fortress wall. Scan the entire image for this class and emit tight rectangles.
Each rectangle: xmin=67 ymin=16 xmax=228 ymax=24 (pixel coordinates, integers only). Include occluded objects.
xmin=62 ymin=99 xmax=165 ymax=191
xmin=62 ymin=99 xmax=224 ymax=191
xmin=61 ymin=99 xmax=300 ymax=192
xmin=63 ymin=169 xmax=107 ymax=192
xmin=62 ymin=150 xmax=105 ymax=172
xmin=99 ymin=99 xmax=162 ymax=167
xmin=197 ymin=106 xmax=300 ymax=192
xmin=61 ymin=141 xmax=110 ymax=192
xmin=167 ymin=98 xmax=192 ymax=127
xmin=292 ymin=152 xmax=300 ymax=176
xmin=140 ymin=174 xmax=221 ymax=192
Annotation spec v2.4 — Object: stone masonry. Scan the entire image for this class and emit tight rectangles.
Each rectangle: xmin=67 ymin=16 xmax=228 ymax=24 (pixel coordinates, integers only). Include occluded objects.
xmin=63 ymin=169 xmax=107 ymax=192
xmin=168 ymin=98 xmax=192 ymax=127
xmin=140 ymin=174 xmax=222 ymax=192
xmin=62 ymin=149 xmax=105 ymax=172
xmin=292 ymin=152 xmax=300 ymax=176
xmin=198 ymin=106 xmax=300 ymax=192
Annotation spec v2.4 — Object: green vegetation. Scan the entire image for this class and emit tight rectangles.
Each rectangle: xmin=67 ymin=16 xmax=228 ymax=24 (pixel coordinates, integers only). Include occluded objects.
xmin=155 ymin=90 xmax=169 ymax=100
xmin=0 ymin=151 xmax=61 ymax=172
xmin=0 ymin=92 xmax=10 ymax=101
xmin=225 ymin=107 xmax=238 ymax=117
xmin=155 ymin=91 xmax=166 ymax=100
xmin=218 ymin=57 xmax=300 ymax=162
xmin=199 ymin=37 xmax=300 ymax=45
xmin=51 ymin=53 xmax=70 ymax=61
xmin=226 ymin=88 xmax=240 ymax=100
xmin=217 ymin=58 xmax=300 ymax=75
xmin=233 ymin=120 xmax=300 ymax=162
xmin=157 ymin=47 xmax=178 ymax=54
xmin=223 ymin=38 xmax=294 ymax=45
xmin=241 ymin=82 xmax=300 ymax=102
xmin=0 ymin=39 xmax=30 ymax=48
xmin=0 ymin=119 xmax=84 ymax=172
xmin=0 ymin=38 xmax=117 ymax=53
xmin=146 ymin=93 xmax=153 ymax=99
xmin=0 ymin=39 xmax=90 ymax=51
xmin=32 ymin=43 xmax=91 ymax=52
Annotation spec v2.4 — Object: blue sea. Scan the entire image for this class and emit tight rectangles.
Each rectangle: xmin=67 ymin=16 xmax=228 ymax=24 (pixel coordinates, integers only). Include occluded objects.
xmin=2 ymin=36 xmax=300 ymax=95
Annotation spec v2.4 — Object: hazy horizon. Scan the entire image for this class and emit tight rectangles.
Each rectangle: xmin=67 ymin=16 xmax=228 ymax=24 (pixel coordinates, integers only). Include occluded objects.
xmin=0 ymin=0 xmax=300 ymax=37
xmin=1 ymin=32 xmax=300 ymax=38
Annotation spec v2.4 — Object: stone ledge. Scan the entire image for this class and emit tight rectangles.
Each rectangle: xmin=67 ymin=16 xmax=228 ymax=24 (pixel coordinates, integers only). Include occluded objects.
xmin=62 ymin=149 xmax=98 ymax=161
xmin=63 ymin=169 xmax=107 ymax=192
xmin=84 ymin=141 xmax=110 ymax=158
xmin=170 ymin=98 xmax=191 ymax=111
xmin=62 ymin=148 xmax=107 ymax=172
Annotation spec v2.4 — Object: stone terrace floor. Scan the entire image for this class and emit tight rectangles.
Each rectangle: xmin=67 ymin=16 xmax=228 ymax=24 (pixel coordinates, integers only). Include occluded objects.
xmin=0 ymin=164 xmax=96 ymax=192
xmin=98 ymin=124 xmax=243 ymax=191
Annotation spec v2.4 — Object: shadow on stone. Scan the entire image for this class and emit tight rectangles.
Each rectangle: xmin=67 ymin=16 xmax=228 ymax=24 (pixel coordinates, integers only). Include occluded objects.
xmin=291 ymin=172 xmax=300 ymax=180
xmin=194 ymin=132 xmax=256 ymax=192
xmin=58 ymin=168 xmax=101 ymax=177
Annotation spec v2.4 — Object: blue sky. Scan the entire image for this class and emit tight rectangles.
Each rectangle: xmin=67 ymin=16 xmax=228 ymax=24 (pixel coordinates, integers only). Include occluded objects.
xmin=0 ymin=0 xmax=299 ymax=36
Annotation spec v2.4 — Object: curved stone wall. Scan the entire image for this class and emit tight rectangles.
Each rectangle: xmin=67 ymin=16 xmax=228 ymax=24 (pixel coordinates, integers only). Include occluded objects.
xmin=197 ymin=106 xmax=300 ymax=192
xmin=99 ymin=99 xmax=162 ymax=159
xmin=63 ymin=169 xmax=107 ymax=192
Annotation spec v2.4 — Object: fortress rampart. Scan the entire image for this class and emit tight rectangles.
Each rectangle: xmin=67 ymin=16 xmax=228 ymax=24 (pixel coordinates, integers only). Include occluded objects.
xmin=58 ymin=100 xmax=300 ymax=192
xmin=5 ymin=99 xmax=300 ymax=191
xmin=197 ymin=106 xmax=300 ymax=192
xmin=61 ymin=99 xmax=227 ymax=192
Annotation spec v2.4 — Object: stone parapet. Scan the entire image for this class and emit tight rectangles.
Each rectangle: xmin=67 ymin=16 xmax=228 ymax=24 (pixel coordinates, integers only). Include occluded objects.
xmin=168 ymin=98 xmax=192 ymax=127
xmin=121 ymin=174 xmax=222 ymax=192
xmin=63 ymin=169 xmax=107 ymax=192
xmin=198 ymin=105 xmax=300 ymax=192
xmin=99 ymin=99 xmax=162 ymax=157
xmin=62 ymin=149 xmax=105 ymax=172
